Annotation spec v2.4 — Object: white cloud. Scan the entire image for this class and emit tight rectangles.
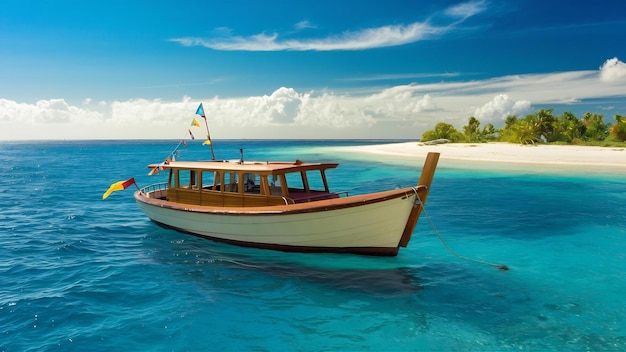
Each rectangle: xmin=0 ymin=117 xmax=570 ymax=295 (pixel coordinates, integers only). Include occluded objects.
xmin=403 ymin=63 xmax=626 ymax=105
xmin=339 ymin=72 xmax=461 ymax=82
xmin=599 ymin=57 xmax=626 ymax=82
xmin=294 ymin=20 xmax=316 ymax=31
xmin=474 ymin=94 xmax=531 ymax=121
xmin=109 ymin=98 xmax=192 ymax=127
xmin=0 ymin=98 xmax=102 ymax=124
xmin=445 ymin=0 xmax=487 ymax=19
xmin=204 ymin=88 xmax=375 ymax=128
xmin=170 ymin=1 xmax=485 ymax=51
xmin=297 ymin=92 xmax=376 ymax=128
xmin=170 ymin=22 xmax=446 ymax=51
xmin=2 ymin=57 xmax=626 ymax=139
xmin=366 ymin=86 xmax=440 ymax=117
xmin=243 ymin=87 xmax=303 ymax=125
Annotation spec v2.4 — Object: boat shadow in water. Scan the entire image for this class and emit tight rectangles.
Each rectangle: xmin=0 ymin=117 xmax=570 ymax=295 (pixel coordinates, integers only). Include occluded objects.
xmin=151 ymin=231 xmax=424 ymax=298
xmin=242 ymin=263 xmax=424 ymax=298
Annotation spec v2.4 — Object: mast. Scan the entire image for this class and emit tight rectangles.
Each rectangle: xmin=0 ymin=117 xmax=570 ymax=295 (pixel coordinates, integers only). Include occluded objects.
xmin=203 ymin=115 xmax=216 ymax=160
xmin=196 ymin=103 xmax=216 ymax=160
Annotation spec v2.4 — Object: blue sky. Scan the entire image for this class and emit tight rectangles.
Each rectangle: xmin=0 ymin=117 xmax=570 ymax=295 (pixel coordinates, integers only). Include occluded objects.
xmin=1 ymin=0 xmax=625 ymax=139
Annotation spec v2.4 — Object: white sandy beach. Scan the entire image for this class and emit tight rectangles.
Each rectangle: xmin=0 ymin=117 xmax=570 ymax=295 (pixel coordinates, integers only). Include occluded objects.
xmin=334 ymin=142 xmax=626 ymax=172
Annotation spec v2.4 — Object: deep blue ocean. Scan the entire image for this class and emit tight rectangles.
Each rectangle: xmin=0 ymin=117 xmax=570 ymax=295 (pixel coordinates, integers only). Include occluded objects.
xmin=1 ymin=139 xmax=624 ymax=351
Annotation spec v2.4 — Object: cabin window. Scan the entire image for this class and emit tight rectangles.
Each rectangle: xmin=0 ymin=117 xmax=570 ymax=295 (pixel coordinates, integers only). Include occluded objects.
xmin=202 ymin=171 xmax=219 ymax=191
xmin=190 ymin=170 xmax=198 ymax=189
xmin=305 ymin=170 xmax=328 ymax=192
xmin=284 ymin=171 xmax=305 ymax=191
xmin=243 ymin=173 xmax=260 ymax=194
xmin=177 ymin=169 xmax=198 ymax=189
xmin=269 ymin=174 xmax=283 ymax=196
xmin=224 ymin=172 xmax=239 ymax=193
xmin=168 ymin=169 xmax=174 ymax=189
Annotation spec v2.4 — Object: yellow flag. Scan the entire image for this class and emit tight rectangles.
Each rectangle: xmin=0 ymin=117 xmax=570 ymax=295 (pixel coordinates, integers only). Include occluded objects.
xmin=191 ymin=118 xmax=200 ymax=127
xmin=202 ymin=139 xmax=211 ymax=145
xmin=102 ymin=178 xmax=136 ymax=200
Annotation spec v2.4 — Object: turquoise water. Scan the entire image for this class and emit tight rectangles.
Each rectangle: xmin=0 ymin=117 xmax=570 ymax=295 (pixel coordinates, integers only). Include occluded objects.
xmin=1 ymin=140 xmax=624 ymax=351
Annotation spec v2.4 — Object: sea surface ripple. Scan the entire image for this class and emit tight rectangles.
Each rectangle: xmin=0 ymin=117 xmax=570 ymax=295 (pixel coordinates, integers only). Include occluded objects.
xmin=1 ymin=140 xmax=624 ymax=351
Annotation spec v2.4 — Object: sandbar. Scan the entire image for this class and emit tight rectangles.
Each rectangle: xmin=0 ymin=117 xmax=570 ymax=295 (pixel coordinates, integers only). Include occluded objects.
xmin=331 ymin=142 xmax=626 ymax=174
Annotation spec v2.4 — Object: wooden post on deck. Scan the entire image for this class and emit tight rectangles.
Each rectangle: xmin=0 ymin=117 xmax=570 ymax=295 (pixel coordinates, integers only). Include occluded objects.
xmin=399 ymin=152 xmax=440 ymax=247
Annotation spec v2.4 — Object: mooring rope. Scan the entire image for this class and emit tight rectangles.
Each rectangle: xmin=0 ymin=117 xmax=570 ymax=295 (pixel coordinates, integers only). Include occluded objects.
xmin=415 ymin=192 xmax=510 ymax=271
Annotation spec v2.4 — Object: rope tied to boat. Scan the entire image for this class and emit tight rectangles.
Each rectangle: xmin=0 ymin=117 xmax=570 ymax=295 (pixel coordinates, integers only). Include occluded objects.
xmin=409 ymin=186 xmax=423 ymax=206
xmin=414 ymin=191 xmax=510 ymax=272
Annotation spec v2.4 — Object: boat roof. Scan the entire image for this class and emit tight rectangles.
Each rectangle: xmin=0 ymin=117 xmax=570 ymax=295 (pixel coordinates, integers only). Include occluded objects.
xmin=148 ymin=159 xmax=339 ymax=173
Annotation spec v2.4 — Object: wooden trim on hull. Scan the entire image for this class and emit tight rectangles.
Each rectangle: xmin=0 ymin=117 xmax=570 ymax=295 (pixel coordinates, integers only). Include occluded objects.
xmin=135 ymin=186 xmax=422 ymax=216
xmin=151 ymin=219 xmax=400 ymax=256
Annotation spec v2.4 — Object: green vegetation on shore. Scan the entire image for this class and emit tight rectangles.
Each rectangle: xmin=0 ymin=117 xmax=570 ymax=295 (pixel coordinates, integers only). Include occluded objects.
xmin=421 ymin=109 xmax=626 ymax=147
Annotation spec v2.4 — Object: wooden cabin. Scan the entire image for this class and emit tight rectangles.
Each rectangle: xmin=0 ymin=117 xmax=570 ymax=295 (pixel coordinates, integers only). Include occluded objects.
xmin=154 ymin=160 xmax=341 ymax=207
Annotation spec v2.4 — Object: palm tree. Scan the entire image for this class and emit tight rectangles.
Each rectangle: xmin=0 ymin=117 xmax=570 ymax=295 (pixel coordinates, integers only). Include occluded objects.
xmin=582 ymin=112 xmax=609 ymax=141
xmin=482 ymin=123 xmax=497 ymax=141
xmin=609 ymin=114 xmax=626 ymax=141
xmin=555 ymin=111 xmax=586 ymax=143
xmin=535 ymin=109 xmax=557 ymax=142
xmin=462 ymin=117 xmax=481 ymax=142
xmin=498 ymin=115 xmax=518 ymax=142
xmin=421 ymin=122 xmax=463 ymax=142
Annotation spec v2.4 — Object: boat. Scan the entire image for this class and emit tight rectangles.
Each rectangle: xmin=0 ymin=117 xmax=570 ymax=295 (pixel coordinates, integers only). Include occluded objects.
xmin=133 ymin=150 xmax=440 ymax=256
xmin=99 ymin=104 xmax=442 ymax=256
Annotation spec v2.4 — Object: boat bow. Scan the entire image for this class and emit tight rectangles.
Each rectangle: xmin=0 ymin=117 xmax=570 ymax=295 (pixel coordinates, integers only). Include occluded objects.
xmin=399 ymin=152 xmax=440 ymax=247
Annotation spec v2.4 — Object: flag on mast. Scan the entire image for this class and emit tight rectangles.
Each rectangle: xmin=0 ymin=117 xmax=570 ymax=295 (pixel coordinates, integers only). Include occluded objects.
xmin=102 ymin=178 xmax=136 ymax=199
xmin=196 ymin=103 xmax=206 ymax=119
xmin=191 ymin=118 xmax=200 ymax=127
xmin=195 ymin=102 xmax=215 ymax=160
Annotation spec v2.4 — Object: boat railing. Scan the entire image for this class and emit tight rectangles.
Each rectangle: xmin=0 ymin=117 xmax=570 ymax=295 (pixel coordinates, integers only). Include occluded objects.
xmin=283 ymin=191 xmax=350 ymax=204
xmin=282 ymin=197 xmax=295 ymax=205
xmin=140 ymin=182 xmax=169 ymax=199
xmin=138 ymin=183 xmax=350 ymax=204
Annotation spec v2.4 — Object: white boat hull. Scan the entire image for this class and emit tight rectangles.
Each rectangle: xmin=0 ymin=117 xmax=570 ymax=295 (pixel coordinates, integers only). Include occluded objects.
xmin=134 ymin=188 xmax=419 ymax=256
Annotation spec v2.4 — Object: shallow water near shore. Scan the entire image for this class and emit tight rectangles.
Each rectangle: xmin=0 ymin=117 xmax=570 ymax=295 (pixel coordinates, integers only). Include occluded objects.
xmin=1 ymin=140 xmax=624 ymax=351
